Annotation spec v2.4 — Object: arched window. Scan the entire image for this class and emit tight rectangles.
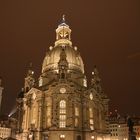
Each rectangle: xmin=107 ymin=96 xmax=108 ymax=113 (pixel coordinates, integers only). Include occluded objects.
xmin=75 ymin=107 xmax=79 ymax=127
xmin=59 ymin=100 xmax=66 ymax=128
xmin=89 ymin=107 xmax=94 ymax=130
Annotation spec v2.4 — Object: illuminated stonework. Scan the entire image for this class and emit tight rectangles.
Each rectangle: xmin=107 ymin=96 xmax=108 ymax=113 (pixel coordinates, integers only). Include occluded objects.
xmin=16 ymin=16 xmax=110 ymax=140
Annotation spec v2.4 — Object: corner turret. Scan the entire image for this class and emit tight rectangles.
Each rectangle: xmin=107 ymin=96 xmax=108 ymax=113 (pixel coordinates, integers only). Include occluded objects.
xmin=91 ymin=65 xmax=102 ymax=93
xmin=24 ymin=63 xmax=35 ymax=92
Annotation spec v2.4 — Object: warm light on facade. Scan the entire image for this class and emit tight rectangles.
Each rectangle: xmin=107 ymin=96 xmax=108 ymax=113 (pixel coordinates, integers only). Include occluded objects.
xmin=97 ymin=137 xmax=103 ymax=140
xmin=60 ymin=134 xmax=65 ymax=138
xmin=29 ymin=133 xmax=33 ymax=139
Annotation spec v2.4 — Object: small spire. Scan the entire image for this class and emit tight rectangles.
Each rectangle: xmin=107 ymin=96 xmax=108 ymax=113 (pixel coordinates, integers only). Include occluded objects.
xmin=29 ymin=62 xmax=33 ymax=69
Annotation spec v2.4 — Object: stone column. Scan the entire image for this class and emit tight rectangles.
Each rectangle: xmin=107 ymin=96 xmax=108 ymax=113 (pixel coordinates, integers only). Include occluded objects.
xmin=36 ymin=98 xmax=43 ymax=140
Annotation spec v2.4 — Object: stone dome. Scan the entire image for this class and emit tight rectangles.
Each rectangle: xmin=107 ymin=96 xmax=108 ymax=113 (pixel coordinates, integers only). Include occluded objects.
xmin=42 ymin=16 xmax=84 ymax=74
xmin=42 ymin=46 xmax=84 ymax=74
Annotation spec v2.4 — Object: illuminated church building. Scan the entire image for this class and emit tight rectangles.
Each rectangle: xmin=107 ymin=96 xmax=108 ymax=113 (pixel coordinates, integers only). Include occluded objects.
xmin=16 ymin=16 xmax=110 ymax=140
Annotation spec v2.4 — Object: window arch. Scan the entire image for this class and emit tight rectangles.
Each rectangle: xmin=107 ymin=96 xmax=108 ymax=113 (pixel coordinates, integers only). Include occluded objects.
xmin=59 ymin=100 xmax=66 ymax=128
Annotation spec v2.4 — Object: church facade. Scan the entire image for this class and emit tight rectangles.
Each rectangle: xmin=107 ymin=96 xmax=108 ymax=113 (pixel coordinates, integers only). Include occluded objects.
xmin=16 ymin=16 xmax=110 ymax=140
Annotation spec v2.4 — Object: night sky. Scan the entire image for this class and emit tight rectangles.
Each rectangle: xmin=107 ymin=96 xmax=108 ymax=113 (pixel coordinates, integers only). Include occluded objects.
xmin=0 ymin=0 xmax=140 ymax=116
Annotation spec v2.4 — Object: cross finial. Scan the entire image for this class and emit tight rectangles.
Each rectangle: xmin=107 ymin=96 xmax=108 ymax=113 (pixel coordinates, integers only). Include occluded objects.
xmin=62 ymin=14 xmax=65 ymax=22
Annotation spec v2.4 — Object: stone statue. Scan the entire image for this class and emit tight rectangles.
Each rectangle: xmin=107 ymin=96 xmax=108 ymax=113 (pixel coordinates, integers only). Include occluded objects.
xmin=127 ymin=117 xmax=134 ymax=133
xmin=127 ymin=116 xmax=137 ymax=140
